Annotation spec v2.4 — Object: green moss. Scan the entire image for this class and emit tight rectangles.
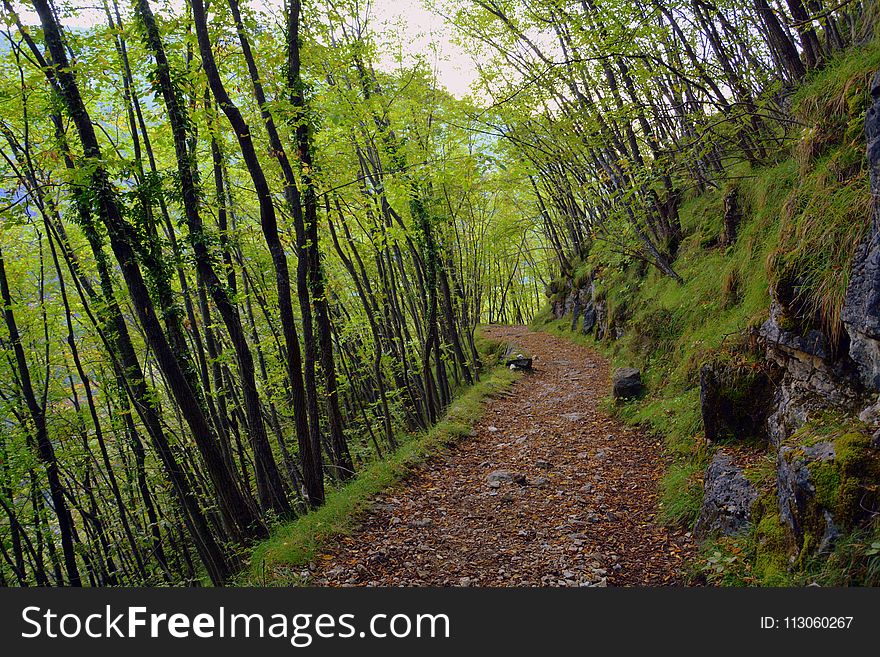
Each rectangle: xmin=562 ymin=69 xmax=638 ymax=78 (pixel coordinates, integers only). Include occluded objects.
xmin=808 ymin=457 xmax=841 ymax=511
xmin=834 ymin=431 xmax=873 ymax=468
xmin=788 ymin=416 xmax=879 ymax=534
xmin=832 ymin=431 xmax=879 ymax=529
xmin=754 ymin=511 xmax=792 ymax=586
xmin=785 ymin=410 xmax=851 ymax=446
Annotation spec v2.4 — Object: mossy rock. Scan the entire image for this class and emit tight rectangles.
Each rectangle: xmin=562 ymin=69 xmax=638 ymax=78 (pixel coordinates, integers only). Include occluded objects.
xmin=822 ymin=431 xmax=880 ymax=529
xmin=787 ymin=417 xmax=880 ymax=529
xmin=777 ymin=421 xmax=880 ymax=562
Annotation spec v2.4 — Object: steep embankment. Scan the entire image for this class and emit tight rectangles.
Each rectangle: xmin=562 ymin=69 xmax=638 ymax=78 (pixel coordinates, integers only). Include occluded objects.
xmin=535 ymin=48 xmax=880 ymax=585
xmin=254 ymin=327 xmax=693 ymax=586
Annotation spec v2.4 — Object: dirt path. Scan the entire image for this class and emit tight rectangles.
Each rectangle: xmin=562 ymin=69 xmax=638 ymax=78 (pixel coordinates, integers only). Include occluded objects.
xmin=311 ymin=326 xmax=695 ymax=586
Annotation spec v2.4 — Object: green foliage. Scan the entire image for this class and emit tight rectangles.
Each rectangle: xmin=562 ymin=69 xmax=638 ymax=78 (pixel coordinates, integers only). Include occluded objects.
xmin=768 ymin=38 xmax=880 ymax=342
xmin=694 ymin=497 xmax=793 ymax=587
xmin=793 ymin=37 xmax=880 ymax=152
xmin=768 ymin=149 xmax=871 ymax=342
xmin=697 ymin=537 xmax=757 ymax=587
xmin=659 ymin=459 xmax=706 ymax=528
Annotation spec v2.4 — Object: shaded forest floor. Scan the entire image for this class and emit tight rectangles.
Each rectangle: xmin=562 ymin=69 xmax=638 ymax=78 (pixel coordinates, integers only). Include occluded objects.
xmin=308 ymin=326 xmax=695 ymax=586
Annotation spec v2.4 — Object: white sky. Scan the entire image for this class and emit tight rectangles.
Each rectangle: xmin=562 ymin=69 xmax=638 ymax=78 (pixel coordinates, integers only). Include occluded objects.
xmin=12 ymin=0 xmax=481 ymax=99
xmin=370 ymin=0 xmax=479 ymax=99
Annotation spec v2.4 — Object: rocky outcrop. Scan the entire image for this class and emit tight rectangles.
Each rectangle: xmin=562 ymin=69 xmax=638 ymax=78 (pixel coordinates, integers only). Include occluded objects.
xmin=549 ymin=273 xmax=612 ymax=340
xmin=841 ymin=71 xmax=880 ymax=391
xmin=612 ymin=367 xmax=643 ymax=400
xmin=694 ymin=452 xmax=758 ymax=539
xmin=695 ymin=72 xmax=880 ymax=558
xmin=756 ymin=301 xmax=861 ymax=556
xmin=757 ymin=70 xmax=880 ymax=552
xmin=760 ymin=301 xmax=861 ymax=445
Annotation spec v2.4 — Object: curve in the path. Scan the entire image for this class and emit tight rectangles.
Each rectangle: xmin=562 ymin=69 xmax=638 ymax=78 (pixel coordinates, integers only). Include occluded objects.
xmin=311 ymin=326 xmax=695 ymax=586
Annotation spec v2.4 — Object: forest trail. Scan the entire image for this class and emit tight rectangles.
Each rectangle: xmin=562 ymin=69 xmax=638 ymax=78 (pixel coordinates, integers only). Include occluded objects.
xmin=311 ymin=326 xmax=696 ymax=586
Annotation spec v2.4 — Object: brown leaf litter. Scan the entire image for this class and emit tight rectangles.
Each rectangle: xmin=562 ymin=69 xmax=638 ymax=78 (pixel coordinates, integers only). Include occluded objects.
xmin=309 ymin=326 xmax=695 ymax=587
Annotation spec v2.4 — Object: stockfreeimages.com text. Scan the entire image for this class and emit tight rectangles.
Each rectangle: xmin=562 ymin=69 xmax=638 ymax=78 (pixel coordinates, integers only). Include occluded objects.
xmin=21 ymin=606 xmax=450 ymax=646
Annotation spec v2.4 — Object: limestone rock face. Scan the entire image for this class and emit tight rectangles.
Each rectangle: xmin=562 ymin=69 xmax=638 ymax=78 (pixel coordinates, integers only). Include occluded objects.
xmin=694 ymin=452 xmax=758 ymax=539
xmin=760 ymin=301 xmax=861 ymax=446
xmin=842 ymin=71 xmax=880 ymax=390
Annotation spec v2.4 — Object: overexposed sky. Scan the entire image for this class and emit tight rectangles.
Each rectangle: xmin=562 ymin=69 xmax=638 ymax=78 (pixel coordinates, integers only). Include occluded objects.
xmin=12 ymin=0 xmax=480 ymax=98
xmin=369 ymin=0 xmax=478 ymax=99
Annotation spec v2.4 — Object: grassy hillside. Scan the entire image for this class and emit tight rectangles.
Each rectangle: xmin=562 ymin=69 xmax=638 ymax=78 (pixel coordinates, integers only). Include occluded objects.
xmin=533 ymin=38 xmax=880 ymax=585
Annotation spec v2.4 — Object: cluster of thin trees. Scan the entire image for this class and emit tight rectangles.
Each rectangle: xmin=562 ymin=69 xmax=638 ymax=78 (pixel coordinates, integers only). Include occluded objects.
xmin=0 ymin=0 xmax=543 ymax=587
xmin=450 ymin=0 xmax=875 ymax=280
xmin=9 ymin=0 xmax=848 ymax=590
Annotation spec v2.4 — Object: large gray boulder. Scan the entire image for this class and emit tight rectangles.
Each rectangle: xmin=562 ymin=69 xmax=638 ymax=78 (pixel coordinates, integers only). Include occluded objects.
xmin=612 ymin=367 xmax=643 ymax=399
xmin=694 ymin=452 xmax=758 ymax=539
xmin=841 ymin=70 xmax=880 ymax=390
